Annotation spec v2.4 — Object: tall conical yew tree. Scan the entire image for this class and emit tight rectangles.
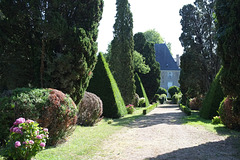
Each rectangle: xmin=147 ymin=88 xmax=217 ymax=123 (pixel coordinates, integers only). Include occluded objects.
xmin=109 ymin=0 xmax=135 ymax=105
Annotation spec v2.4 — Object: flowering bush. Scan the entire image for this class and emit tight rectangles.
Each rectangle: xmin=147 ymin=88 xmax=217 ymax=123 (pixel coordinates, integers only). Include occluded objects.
xmin=4 ymin=117 xmax=48 ymax=160
xmin=126 ymin=104 xmax=135 ymax=114
xmin=211 ymin=116 xmax=222 ymax=125
xmin=0 ymin=88 xmax=77 ymax=146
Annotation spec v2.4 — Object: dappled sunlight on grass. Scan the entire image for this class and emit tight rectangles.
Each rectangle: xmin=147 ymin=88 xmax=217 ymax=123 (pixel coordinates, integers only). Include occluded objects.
xmin=33 ymin=107 xmax=146 ymax=160
xmin=182 ymin=111 xmax=240 ymax=136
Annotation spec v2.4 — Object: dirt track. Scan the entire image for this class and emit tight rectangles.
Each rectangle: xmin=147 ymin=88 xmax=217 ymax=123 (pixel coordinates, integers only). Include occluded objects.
xmin=91 ymin=104 xmax=240 ymax=160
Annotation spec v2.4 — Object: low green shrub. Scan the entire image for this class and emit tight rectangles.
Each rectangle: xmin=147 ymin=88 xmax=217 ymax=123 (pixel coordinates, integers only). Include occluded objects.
xmin=179 ymin=104 xmax=191 ymax=116
xmin=156 ymin=87 xmax=167 ymax=96
xmin=200 ymin=67 xmax=224 ymax=119
xmin=153 ymin=94 xmax=167 ymax=104
xmin=211 ymin=116 xmax=222 ymax=125
xmin=218 ymin=96 xmax=240 ymax=130
xmin=168 ymin=86 xmax=180 ymax=98
xmin=138 ymin=97 xmax=146 ymax=107
xmin=135 ymin=73 xmax=150 ymax=107
xmin=0 ymin=88 xmax=78 ymax=146
xmin=172 ymin=93 xmax=182 ymax=104
xmin=87 ymin=53 xmax=127 ymax=118
xmin=159 ymin=94 xmax=167 ymax=104
xmin=77 ymin=92 xmax=103 ymax=126
xmin=143 ymin=103 xmax=159 ymax=115
xmin=152 ymin=94 xmax=161 ymax=103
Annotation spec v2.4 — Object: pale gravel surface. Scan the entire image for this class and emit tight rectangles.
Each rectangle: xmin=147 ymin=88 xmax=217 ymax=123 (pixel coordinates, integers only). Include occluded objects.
xmin=90 ymin=104 xmax=240 ymax=160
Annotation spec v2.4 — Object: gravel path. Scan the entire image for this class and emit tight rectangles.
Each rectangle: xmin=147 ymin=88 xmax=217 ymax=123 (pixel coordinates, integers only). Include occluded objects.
xmin=91 ymin=104 xmax=240 ymax=160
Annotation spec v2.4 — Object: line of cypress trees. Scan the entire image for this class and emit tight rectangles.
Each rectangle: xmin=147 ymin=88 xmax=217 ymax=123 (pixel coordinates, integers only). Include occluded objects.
xmin=109 ymin=0 xmax=135 ymax=105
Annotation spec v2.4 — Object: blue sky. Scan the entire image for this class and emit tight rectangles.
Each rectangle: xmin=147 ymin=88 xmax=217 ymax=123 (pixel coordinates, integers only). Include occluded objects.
xmin=97 ymin=0 xmax=195 ymax=57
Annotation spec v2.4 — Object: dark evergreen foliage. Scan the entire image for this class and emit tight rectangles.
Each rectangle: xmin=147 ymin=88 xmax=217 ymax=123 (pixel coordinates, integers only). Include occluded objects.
xmin=216 ymin=0 xmax=240 ymax=98
xmin=179 ymin=1 xmax=220 ymax=103
xmin=109 ymin=0 xmax=135 ymax=105
xmin=0 ymin=1 xmax=104 ymax=105
xmin=156 ymin=87 xmax=167 ymax=96
xmin=134 ymin=32 xmax=161 ymax=102
xmin=87 ymin=53 xmax=127 ymax=118
xmin=200 ymin=67 xmax=224 ymax=119
xmin=168 ymin=86 xmax=180 ymax=98
xmin=135 ymin=73 xmax=149 ymax=107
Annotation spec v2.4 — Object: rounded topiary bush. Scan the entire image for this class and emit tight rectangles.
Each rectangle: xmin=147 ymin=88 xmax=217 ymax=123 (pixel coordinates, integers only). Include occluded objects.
xmin=168 ymin=86 xmax=180 ymax=98
xmin=0 ymin=88 xmax=78 ymax=146
xmin=218 ymin=96 xmax=240 ymax=130
xmin=77 ymin=92 xmax=103 ymax=126
xmin=156 ymin=87 xmax=167 ymax=96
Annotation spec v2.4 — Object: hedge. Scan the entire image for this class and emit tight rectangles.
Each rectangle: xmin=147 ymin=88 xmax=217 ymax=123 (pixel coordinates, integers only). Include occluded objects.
xmin=135 ymin=73 xmax=150 ymax=107
xmin=87 ymin=53 xmax=127 ymax=118
xmin=200 ymin=67 xmax=224 ymax=119
xmin=143 ymin=102 xmax=159 ymax=115
xmin=179 ymin=104 xmax=191 ymax=116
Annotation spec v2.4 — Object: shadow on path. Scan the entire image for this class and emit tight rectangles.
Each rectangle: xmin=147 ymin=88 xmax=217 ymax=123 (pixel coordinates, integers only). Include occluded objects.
xmin=146 ymin=136 xmax=240 ymax=160
xmin=113 ymin=104 xmax=185 ymax=128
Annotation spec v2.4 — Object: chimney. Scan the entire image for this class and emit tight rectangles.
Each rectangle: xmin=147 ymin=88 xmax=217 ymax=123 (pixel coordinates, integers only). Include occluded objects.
xmin=176 ymin=54 xmax=180 ymax=67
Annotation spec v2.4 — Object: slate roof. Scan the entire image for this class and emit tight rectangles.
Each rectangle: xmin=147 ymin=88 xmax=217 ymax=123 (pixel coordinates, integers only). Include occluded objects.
xmin=155 ymin=43 xmax=180 ymax=70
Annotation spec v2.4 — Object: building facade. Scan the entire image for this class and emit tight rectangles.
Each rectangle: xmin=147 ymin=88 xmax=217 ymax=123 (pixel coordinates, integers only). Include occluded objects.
xmin=155 ymin=44 xmax=180 ymax=91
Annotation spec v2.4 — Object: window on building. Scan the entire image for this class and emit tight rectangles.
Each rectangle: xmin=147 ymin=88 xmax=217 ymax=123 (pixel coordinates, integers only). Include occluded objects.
xmin=168 ymin=71 xmax=173 ymax=78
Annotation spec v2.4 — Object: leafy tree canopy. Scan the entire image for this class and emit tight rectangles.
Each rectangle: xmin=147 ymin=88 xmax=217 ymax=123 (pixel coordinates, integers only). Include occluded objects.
xmin=144 ymin=29 xmax=164 ymax=44
xmin=179 ymin=0 xmax=220 ymax=102
xmin=133 ymin=50 xmax=150 ymax=74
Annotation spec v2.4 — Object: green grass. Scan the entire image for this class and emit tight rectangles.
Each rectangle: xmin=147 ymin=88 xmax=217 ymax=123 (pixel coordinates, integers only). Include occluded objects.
xmin=0 ymin=108 xmax=146 ymax=160
xmin=182 ymin=111 xmax=240 ymax=136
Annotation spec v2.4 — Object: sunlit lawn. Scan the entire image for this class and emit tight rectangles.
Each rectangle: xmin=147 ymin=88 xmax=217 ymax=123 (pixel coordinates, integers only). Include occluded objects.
xmin=35 ymin=107 xmax=145 ymax=160
xmin=182 ymin=111 xmax=240 ymax=136
xmin=1 ymin=107 xmax=240 ymax=160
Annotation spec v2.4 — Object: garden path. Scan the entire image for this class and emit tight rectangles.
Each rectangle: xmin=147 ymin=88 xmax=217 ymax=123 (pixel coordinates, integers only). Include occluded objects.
xmin=91 ymin=104 xmax=240 ymax=160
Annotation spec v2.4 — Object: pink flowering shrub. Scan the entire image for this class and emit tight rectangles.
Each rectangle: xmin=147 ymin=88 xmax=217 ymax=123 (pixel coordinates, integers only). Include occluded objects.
xmin=0 ymin=88 xmax=78 ymax=146
xmin=4 ymin=117 xmax=48 ymax=160
xmin=126 ymin=104 xmax=135 ymax=114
